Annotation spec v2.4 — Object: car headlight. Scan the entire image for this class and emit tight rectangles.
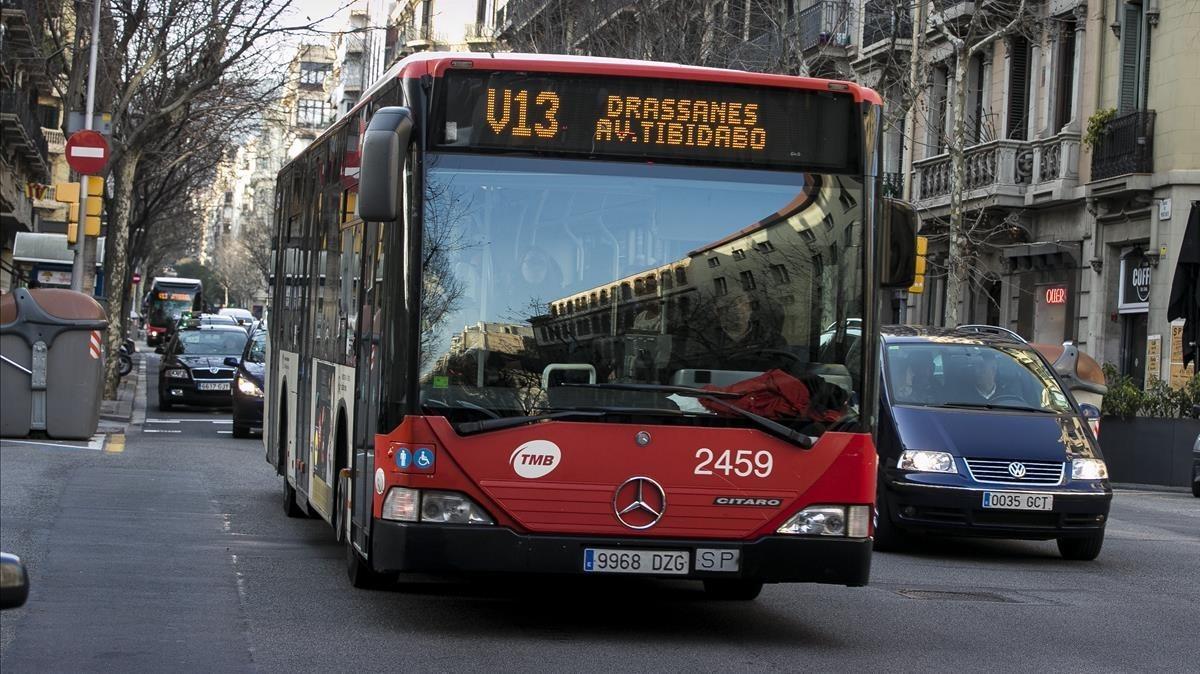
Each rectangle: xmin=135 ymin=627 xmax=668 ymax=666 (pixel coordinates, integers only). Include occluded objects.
xmin=1071 ymin=458 xmax=1108 ymax=480
xmin=164 ymin=368 xmax=189 ymax=379
xmin=777 ymin=505 xmax=869 ymax=537
xmin=419 ymin=490 xmax=494 ymax=524
xmin=898 ymin=450 xmax=956 ymax=473
xmin=236 ymin=376 xmax=263 ymax=397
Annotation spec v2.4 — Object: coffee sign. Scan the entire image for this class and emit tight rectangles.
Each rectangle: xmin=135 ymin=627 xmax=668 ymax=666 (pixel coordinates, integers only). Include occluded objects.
xmin=1118 ymin=253 xmax=1152 ymax=313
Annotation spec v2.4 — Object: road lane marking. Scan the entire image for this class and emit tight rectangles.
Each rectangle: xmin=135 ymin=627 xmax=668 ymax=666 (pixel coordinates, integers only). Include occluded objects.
xmin=145 ymin=419 xmax=180 ymax=424
xmin=142 ymin=429 xmax=182 ymax=434
xmin=0 ymin=437 xmax=103 ymax=451
xmin=211 ymin=420 xmax=232 ymax=425
xmin=105 ymin=434 xmax=125 ymax=453
xmin=217 ymin=431 xmax=232 ymax=435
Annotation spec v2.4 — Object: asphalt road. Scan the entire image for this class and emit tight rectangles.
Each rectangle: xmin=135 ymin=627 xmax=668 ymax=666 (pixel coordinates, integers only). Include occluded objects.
xmin=2 ymin=354 xmax=1198 ymax=671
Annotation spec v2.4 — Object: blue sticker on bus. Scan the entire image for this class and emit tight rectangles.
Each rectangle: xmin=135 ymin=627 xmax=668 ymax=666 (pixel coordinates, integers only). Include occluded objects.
xmin=414 ymin=448 xmax=434 ymax=470
xmin=395 ymin=448 xmax=411 ymax=469
xmin=584 ymin=549 xmax=595 ymax=571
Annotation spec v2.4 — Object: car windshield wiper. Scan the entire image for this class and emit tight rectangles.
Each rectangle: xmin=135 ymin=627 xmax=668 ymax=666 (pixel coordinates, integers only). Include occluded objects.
xmin=562 ymin=383 xmax=816 ymax=449
xmin=939 ymin=401 xmax=1060 ymax=414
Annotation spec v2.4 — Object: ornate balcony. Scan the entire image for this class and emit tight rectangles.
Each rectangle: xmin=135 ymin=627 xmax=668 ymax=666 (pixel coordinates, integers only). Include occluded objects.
xmin=796 ymin=1 xmax=855 ymax=52
xmin=0 ymin=89 xmax=49 ymax=180
xmin=1025 ymin=131 xmax=1081 ymax=206
xmin=1091 ymin=110 xmax=1155 ymax=181
xmin=42 ymin=126 xmax=65 ymax=154
xmin=913 ymin=140 xmax=1033 ymax=213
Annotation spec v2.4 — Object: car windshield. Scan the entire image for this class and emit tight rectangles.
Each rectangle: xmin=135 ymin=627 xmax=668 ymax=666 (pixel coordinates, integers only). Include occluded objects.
xmin=418 ymin=153 xmax=864 ymax=435
xmin=884 ymin=342 xmax=1073 ymax=414
xmin=177 ymin=330 xmax=247 ymax=356
xmin=245 ymin=332 xmax=266 ymax=363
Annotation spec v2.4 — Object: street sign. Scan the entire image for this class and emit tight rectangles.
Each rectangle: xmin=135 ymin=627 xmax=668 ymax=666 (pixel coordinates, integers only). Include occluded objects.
xmin=65 ymin=130 xmax=109 ymax=175
xmin=132 ymin=273 xmax=142 ymax=284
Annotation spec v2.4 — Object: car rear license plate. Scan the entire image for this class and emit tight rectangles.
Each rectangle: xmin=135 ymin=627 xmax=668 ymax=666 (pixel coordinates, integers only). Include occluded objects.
xmin=197 ymin=382 xmax=230 ymax=391
xmin=981 ymin=492 xmax=1053 ymax=511
xmin=583 ymin=549 xmax=689 ymax=575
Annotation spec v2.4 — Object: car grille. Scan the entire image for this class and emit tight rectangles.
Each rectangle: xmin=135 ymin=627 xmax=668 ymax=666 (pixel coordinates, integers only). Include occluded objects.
xmin=963 ymin=458 xmax=1064 ymax=486
xmin=191 ymin=367 xmax=236 ymax=380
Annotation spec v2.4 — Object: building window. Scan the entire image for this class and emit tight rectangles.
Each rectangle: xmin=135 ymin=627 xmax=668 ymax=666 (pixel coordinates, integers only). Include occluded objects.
xmin=675 ymin=267 xmax=688 ymax=285
xmin=707 ymin=257 xmax=720 ymax=267
xmin=1054 ymin=23 xmax=1077 ymax=131
xmin=297 ymin=99 xmax=331 ymax=128
xmin=754 ymin=240 xmax=775 ymax=253
xmin=713 ymin=277 xmax=728 ymax=296
xmin=732 ymin=248 xmax=746 ymax=260
xmin=929 ymin=65 xmax=949 ymax=152
xmin=300 ymin=62 xmax=330 ymax=87
xmin=1118 ymin=2 xmax=1150 ymax=113
xmin=739 ymin=270 xmax=756 ymax=291
xmin=1006 ymin=36 xmax=1031 ymax=140
xmin=771 ymin=264 xmax=790 ymax=284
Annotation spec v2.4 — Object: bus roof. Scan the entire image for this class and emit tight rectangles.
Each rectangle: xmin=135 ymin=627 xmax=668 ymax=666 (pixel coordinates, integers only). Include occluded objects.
xmin=151 ymin=277 xmax=202 ymax=286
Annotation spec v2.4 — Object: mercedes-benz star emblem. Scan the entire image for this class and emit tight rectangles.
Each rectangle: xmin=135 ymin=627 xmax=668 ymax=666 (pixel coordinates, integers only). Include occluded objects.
xmin=613 ymin=476 xmax=666 ymax=530
xmin=634 ymin=430 xmax=651 ymax=446
xmin=1008 ymin=462 xmax=1027 ymax=479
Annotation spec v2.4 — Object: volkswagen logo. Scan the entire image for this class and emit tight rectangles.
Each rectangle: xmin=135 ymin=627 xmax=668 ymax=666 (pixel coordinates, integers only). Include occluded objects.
xmin=1007 ymin=462 xmax=1027 ymax=479
xmin=209 ymin=367 xmax=219 ymax=374
xmin=612 ymin=476 xmax=666 ymax=530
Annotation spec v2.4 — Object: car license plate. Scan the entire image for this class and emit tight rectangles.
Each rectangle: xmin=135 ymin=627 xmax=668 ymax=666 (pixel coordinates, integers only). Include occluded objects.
xmin=981 ymin=492 xmax=1053 ymax=511
xmin=197 ymin=382 xmax=230 ymax=391
xmin=583 ymin=548 xmax=689 ymax=575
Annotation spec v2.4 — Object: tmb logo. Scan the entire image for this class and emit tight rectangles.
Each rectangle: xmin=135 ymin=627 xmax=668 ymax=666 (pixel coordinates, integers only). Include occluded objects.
xmin=510 ymin=440 xmax=562 ymax=479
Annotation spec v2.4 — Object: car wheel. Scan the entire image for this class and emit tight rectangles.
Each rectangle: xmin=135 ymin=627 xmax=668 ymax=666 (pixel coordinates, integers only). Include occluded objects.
xmin=1057 ymin=530 xmax=1105 ymax=561
xmin=232 ymin=423 xmax=250 ymax=438
xmin=703 ymin=579 xmax=763 ymax=601
xmin=282 ymin=476 xmax=305 ymax=518
xmin=872 ymin=490 xmax=907 ymax=552
xmin=1191 ymin=476 xmax=1200 ymax=498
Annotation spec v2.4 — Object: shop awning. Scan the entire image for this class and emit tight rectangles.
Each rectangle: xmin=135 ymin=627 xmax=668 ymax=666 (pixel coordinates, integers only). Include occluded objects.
xmin=12 ymin=232 xmax=105 ymax=266
xmin=1000 ymin=241 xmax=1081 ymax=271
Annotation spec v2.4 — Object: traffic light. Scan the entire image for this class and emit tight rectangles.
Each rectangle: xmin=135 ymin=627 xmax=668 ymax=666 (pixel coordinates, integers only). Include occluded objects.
xmin=56 ymin=179 xmax=102 ymax=234
xmin=67 ymin=221 xmax=78 ymax=245
xmin=909 ymin=235 xmax=928 ymax=294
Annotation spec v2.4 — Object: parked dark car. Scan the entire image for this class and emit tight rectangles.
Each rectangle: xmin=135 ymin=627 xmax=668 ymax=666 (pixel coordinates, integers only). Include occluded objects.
xmin=875 ymin=326 xmax=1112 ymax=560
xmin=158 ymin=324 xmax=248 ymax=411
xmin=231 ymin=328 xmax=266 ymax=438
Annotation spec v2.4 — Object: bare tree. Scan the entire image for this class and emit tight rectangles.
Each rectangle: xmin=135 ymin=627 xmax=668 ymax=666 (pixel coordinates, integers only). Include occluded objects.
xmin=94 ymin=0 xmax=317 ymax=396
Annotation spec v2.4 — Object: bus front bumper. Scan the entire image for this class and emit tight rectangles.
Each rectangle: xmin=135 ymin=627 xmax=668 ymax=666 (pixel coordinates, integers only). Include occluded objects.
xmin=371 ymin=520 xmax=871 ymax=586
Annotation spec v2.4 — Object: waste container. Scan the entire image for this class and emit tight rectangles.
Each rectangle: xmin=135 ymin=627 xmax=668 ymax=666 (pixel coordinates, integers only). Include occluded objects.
xmin=1 ymin=288 xmax=108 ymax=440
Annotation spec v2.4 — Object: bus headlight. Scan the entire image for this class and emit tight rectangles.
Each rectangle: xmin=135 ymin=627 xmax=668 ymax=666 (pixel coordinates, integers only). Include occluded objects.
xmin=382 ymin=487 xmax=419 ymax=522
xmin=898 ymin=450 xmax=956 ymax=473
xmin=419 ymin=491 xmax=494 ymax=525
xmin=777 ymin=505 xmax=870 ymax=538
xmin=1071 ymin=458 xmax=1108 ymax=480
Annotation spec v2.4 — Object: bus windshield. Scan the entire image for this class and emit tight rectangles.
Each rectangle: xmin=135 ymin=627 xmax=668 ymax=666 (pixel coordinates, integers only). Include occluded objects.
xmin=148 ymin=297 xmax=195 ymax=326
xmin=420 ymin=153 xmax=864 ymax=433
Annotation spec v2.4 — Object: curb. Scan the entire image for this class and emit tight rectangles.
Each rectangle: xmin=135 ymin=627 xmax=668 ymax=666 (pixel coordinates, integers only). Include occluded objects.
xmin=98 ymin=355 xmax=144 ymax=425
xmin=1112 ymin=482 xmax=1190 ymax=494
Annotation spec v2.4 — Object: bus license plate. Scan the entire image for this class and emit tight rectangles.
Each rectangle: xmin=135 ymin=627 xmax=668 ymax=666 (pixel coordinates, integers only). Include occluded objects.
xmin=583 ymin=549 xmax=689 ymax=575
xmin=981 ymin=492 xmax=1053 ymax=511
xmin=197 ymin=382 xmax=230 ymax=391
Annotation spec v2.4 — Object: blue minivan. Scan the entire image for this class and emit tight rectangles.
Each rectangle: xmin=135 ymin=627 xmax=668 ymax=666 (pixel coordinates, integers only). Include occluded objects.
xmin=875 ymin=326 xmax=1112 ymax=560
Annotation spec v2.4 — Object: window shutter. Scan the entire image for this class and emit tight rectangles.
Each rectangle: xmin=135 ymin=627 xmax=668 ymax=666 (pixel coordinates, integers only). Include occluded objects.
xmin=1006 ymin=37 xmax=1030 ymax=140
xmin=1118 ymin=3 xmax=1142 ymax=113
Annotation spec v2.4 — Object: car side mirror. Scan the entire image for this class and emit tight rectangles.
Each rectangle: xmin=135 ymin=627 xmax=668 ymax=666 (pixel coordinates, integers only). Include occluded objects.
xmin=879 ymin=198 xmax=918 ymax=288
xmin=0 ymin=552 xmax=30 ymax=610
xmin=358 ymin=107 xmax=414 ymax=222
xmin=224 ymin=356 xmax=241 ymax=367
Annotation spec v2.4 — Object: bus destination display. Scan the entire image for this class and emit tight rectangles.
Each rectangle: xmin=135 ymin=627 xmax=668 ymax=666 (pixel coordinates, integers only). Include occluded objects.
xmin=437 ymin=71 xmax=856 ymax=170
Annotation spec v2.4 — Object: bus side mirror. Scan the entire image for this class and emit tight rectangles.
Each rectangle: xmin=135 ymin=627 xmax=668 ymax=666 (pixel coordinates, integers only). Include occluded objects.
xmin=0 ymin=552 xmax=30 ymax=610
xmin=358 ymin=106 xmax=414 ymax=223
xmin=879 ymin=198 xmax=918 ymax=288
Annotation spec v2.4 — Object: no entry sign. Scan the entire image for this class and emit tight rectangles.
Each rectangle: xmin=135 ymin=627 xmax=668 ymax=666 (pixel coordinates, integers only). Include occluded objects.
xmin=65 ymin=130 xmax=109 ymax=174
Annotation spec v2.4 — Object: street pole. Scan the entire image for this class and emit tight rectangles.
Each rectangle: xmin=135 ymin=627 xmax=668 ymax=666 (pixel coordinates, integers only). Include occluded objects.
xmin=70 ymin=0 xmax=103 ymax=292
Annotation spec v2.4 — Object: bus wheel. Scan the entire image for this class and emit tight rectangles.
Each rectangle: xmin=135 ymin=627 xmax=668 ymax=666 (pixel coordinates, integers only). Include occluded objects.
xmin=282 ymin=476 xmax=304 ymax=518
xmin=703 ymin=579 xmax=763 ymax=600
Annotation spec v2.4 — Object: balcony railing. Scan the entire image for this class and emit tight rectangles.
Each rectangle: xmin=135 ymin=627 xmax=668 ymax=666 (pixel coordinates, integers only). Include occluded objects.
xmin=796 ymin=1 xmax=854 ymax=52
xmin=42 ymin=126 xmax=65 ymax=153
xmin=914 ymin=140 xmax=1033 ymax=201
xmin=861 ymin=0 xmax=912 ymax=48
xmin=465 ymin=22 xmax=497 ymax=41
xmin=1091 ymin=110 xmax=1155 ymax=181
xmin=0 ymin=89 xmax=49 ymax=177
xmin=881 ymin=171 xmax=903 ymax=197
xmin=1033 ymin=131 xmax=1080 ymax=184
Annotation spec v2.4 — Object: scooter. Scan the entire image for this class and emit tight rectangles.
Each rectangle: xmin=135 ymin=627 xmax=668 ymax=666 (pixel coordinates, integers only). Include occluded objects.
xmin=118 ymin=337 xmax=135 ymax=377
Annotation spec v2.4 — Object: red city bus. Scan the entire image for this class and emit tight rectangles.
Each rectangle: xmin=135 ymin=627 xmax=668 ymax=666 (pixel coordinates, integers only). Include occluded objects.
xmin=265 ymin=52 xmax=915 ymax=599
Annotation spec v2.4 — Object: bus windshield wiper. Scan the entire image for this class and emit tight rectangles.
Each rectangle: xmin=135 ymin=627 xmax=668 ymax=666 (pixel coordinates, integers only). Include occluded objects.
xmin=939 ymin=401 xmax=1059 ymax=414
xmin=562 ymin=383 xmax=816 ymax=449
xmin=455 ymin=410 xmax=610 ymax=435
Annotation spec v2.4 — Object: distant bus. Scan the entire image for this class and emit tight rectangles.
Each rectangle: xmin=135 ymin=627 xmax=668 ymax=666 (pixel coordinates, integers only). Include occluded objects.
xmin=144 ymin=277 xmax=203 ymax=346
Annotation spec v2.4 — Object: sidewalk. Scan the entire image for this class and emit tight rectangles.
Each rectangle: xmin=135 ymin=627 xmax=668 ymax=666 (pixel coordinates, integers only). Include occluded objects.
xmin=98 ymin=357 xmax=144 ymax=430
